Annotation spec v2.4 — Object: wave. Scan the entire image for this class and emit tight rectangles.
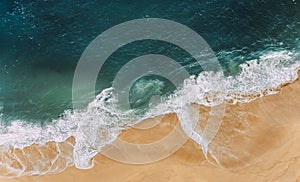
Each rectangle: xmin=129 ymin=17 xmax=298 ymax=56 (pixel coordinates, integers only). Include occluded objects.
xmin=0 ymin=50 xmax=299 ymax=177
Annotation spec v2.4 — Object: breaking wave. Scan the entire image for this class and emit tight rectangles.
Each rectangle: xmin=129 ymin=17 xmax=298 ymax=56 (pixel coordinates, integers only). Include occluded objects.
xmin=0 ymin=50 xmax=299 ymax=177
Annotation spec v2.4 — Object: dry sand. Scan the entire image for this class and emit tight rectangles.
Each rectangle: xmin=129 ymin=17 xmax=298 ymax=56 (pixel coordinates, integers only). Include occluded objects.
xmin=1 ymin=72 xmax=300 ymax=182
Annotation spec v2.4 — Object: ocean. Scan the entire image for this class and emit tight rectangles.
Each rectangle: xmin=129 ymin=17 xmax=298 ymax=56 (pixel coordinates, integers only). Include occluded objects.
xmin=0 ymin=0 xmax=299 ymax=177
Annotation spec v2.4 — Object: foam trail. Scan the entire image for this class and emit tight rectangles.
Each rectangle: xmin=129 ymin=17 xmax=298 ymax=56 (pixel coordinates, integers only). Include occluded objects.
xmin=201 ymin=103 xmax=226 ymax=153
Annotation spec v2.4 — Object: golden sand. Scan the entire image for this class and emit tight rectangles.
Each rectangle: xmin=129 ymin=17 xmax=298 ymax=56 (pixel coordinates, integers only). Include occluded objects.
xmin=1 ymin=72 xmax=300 ymax=182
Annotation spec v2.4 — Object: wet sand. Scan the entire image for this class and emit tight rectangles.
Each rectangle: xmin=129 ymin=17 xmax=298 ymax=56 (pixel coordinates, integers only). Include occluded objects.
xmin=1 ymin=71 xmax=300 ymax=182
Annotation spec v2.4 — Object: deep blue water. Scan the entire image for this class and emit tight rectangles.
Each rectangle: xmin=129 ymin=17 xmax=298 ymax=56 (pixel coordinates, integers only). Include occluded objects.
xmin=0 ymin=0 xmax=299 ymax=123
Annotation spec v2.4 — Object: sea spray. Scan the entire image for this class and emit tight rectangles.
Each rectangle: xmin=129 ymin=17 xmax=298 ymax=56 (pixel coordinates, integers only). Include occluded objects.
xmin=0 ymin=50 xmax=299 ymax=177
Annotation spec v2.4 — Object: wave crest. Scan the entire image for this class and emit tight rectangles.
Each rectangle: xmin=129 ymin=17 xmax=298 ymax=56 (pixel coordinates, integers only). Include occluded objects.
xmin=0 ymin=50 xmax=299 ymax=177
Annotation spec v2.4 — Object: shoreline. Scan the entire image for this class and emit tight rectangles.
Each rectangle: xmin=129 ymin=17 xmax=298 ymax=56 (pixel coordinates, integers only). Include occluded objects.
xmin=1 ymin=71 xmax=300 ymax=181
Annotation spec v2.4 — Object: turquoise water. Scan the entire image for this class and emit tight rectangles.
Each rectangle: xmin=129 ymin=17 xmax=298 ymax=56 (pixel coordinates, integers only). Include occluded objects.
xmin=0 ymin=1 xmax=299 ymax=127
xmin=0 ymin=0 xmax=299 ymax=175
xmin=1 ymin=0 xmax=299 ymax=124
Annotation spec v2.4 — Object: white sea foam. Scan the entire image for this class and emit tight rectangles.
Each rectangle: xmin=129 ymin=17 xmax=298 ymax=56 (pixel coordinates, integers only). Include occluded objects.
xmin=0 ymin=50 xmax=299 ymax=177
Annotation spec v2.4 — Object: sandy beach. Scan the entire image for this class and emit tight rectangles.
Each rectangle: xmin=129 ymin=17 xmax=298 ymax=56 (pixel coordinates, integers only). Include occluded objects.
xmin=1 ymin=0 xmax=299 ymax=181
xmin=0 ymin=71 xmax=299 ymax=182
